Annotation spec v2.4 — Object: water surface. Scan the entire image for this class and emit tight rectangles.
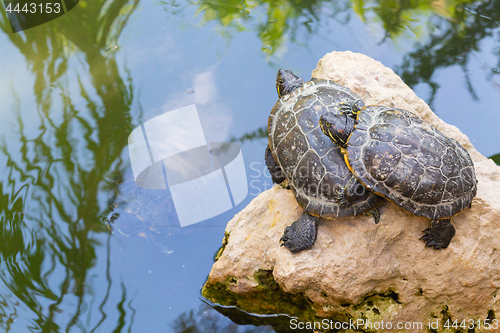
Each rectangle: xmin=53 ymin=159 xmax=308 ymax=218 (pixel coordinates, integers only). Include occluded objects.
xmin=0 ymin=0 xmax=499 ymax=331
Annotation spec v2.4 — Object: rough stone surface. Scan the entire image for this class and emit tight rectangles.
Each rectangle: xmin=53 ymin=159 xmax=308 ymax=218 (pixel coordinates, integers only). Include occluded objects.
xmin=203 ymin=51 xmax=500 ymax=331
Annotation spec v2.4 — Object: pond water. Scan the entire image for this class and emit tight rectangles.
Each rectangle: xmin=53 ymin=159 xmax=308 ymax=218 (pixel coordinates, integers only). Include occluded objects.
xmin=0 ymin=0 xmax=499 ymax=332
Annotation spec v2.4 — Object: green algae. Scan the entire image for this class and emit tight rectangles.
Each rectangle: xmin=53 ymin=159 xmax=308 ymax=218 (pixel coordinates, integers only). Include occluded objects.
xmin=202 ymin=270 xmax=318 ymax=321
xmin=213 ymin=231 xmax=230 ymax=262
xmin=202 ymin=267 xmax=497 ymax=332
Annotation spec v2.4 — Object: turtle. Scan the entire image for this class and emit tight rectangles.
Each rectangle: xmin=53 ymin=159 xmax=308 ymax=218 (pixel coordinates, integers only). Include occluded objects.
xmin=319 ymin=105 xmax=478 ymax=249
xmin=101 ymin=169 xmax=179 ymax=255
xmin=266 ymin=69 xmax=384 ymax=253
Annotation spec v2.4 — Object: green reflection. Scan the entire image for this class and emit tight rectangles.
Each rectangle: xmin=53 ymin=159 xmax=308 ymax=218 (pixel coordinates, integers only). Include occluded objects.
xmin=171 ymin=302 xmax=275 ymax=333
xmin=186 ymin=0 xmax=500 ymax=103
xmin=353 ymin=0 xmax=443 ymax=41
xmin=0 ymin=0 xmax=140 ymax=331
xmin=489 ymin=153 xmax=500 ymax=166
xmin=230 ymin=126 xmax=267 ymax=145
xmin=182 ymin=0 xmax=352 ymax=56
xmin=397 ymin=0 xmax=500 ymax=104
xmin=185 ymin=0 xmax=465 ymax=55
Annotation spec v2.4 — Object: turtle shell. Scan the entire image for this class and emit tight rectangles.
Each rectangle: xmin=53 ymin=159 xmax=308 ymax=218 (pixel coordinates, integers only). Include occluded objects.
xmin=268 ymin=78 xmax=383 ymax=218
xmin=346 ymin=105 xmax=477 ymax=220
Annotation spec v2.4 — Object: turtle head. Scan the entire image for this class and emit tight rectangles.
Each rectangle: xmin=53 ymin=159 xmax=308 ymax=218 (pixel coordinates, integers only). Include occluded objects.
xmin=276 ymin=69 xmax=305 ymax=98
xmin=319 ymin=112 xmax=355 ymax=148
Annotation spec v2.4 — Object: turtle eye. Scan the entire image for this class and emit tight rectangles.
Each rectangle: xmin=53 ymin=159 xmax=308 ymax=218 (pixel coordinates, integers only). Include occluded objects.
xmin=279 ymin=78 xmax=284 ymax=83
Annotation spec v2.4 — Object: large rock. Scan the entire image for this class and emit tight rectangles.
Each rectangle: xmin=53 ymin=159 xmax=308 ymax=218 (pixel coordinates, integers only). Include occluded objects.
xmin=202 ymin=51 xmax=500 ymax=332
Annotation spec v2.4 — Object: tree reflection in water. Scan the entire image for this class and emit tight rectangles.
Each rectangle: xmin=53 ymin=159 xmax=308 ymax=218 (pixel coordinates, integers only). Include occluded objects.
xmin=0 ymin=0 xmax=139 ymax=331
xmin=171 ymin=302 xmax=276 ymax=333
xmin=397 ymin=0 xmax=500 ymax=105
xmin=204 ymin=0 xmax=500 ymax=155
xmin=187 ymin=0 xmax=500 ymax=104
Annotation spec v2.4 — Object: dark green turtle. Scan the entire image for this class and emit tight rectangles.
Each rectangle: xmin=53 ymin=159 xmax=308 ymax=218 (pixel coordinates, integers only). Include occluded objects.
xmin=320 ymin=105 xmax=478 ymax=249
xmin=266 ymin=69 xmax=383 ymax=253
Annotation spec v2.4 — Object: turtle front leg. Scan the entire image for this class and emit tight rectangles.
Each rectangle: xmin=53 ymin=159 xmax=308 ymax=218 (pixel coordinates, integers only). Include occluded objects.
xmin=339 ymin=99 xmax=365 ymax=118
xmin=265 ymin=145 xmax=287 ymax=186
xmin=280 ymin=212 xmax=319 ymax=253
xmin=366 ymin=208 xmax=381 ymax=224
xmin=420 ymin=219 xmax=456 ymax=250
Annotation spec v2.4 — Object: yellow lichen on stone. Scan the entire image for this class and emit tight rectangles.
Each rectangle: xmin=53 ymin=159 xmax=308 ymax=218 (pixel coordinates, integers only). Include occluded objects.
xmin=268 ymin=199 xmax=277 ymax=212
xmin=269 ymin=211 xmax=282 ymax=230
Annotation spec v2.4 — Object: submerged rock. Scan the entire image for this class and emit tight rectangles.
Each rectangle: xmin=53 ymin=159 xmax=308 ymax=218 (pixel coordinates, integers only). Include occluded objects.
xmin=202 ymin=51 xmax=500 ymax=332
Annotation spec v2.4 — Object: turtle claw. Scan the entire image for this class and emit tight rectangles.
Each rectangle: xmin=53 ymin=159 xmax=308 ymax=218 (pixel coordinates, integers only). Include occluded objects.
xmin=338 ymin=103 xmax=353 ymax=117
xmin=280 ymin=213 xmax=318 ymax=253
xmin=335 ymin=187 xmax=348 ymax=206
xmin=420 ymin=219 xmax=455 ymax=250
xmin=338 ymin=100 xmax=365 ymax=118
xmin=366 ymin=208 xmax=381 ymax=224
xmin=336 ymin=176 xmax=365 ymax=207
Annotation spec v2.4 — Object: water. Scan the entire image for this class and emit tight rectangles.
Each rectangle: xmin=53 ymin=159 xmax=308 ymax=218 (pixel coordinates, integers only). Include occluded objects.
xmin=0 ymin=0 xmax=499 ymax=332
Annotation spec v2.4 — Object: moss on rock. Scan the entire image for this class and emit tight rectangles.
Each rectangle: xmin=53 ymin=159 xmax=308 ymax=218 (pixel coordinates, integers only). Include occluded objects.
xmin=213 ymin=231 xmax=230 ymax=262
xmin=202 ymin=269 xmax=319 ymax=321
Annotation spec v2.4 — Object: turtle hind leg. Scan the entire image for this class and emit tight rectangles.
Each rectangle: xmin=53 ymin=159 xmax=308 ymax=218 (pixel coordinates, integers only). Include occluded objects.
xmin=366 ymin=208 xmax=381 ymax=224
xmin=280 ymin=212 xmax=319 ymax=253
xmin=265 ymin=145 xmax=287 ymax=186
xmin=420 ymin=218 xmax=456 ymax=250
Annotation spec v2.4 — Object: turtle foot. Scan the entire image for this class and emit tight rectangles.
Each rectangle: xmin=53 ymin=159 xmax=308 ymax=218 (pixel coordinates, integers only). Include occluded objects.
xmin=280 ymin=213 xmax=318 ymax=253
xmin=420 ymin=219 xmax=455 ymax=250
xmin=366 ymin=208 xmax=381 ymax=224
xmin=339 ymin=99 xmax=365 ymax=118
